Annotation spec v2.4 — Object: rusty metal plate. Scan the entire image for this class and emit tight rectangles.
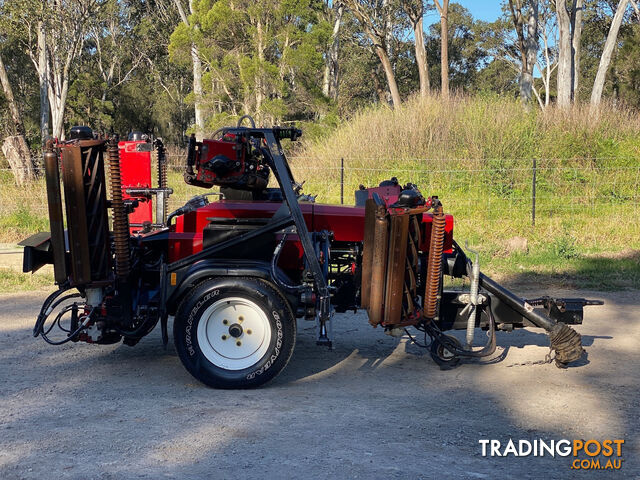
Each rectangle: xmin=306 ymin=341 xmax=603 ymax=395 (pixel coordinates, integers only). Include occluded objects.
xmin=61 ymin=146 xmax=92 ymax=284
xmin=360 ymin=199 xmax=376 ymax=309
xmin=383 ymin=214 xmax=409 ymax=326
xmin=367 ymin=205 xmax=389 ymax=326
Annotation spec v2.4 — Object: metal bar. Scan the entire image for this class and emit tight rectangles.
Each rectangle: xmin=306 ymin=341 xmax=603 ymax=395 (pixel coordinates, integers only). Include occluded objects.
xmin=479 ymin=273 xmax=556 ymax=331
xmin=340 ymin=158 xmax=344 ymax=205
xmin=43 ymin=140 xmax=67 ymax=284
xmin=360 ymin=199 xmax=376 ymax=309
xmin=264 ymin=132 xmax=331 ymax=312
xmin=532 ymin=158 xmax=537 ymax=227
xmin=168 ymin=216 xmax=295 ymax=272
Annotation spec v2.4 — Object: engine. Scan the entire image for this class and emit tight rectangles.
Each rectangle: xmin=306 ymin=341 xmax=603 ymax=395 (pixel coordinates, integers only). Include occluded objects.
xmin=184 ymin=124 xmax=301 ymax=191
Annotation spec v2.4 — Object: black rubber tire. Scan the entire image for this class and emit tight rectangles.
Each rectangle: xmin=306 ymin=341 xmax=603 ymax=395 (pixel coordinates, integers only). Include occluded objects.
xmin=174 ymin=277 xmax=296 ymax=389
xmin=430 ymin=334 xmax=461 ymax=369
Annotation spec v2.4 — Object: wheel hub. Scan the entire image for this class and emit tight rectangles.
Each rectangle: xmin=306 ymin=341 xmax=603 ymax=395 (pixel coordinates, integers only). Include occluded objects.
xmin=197 ymin=297 xmax=272 ymax=371
xmin=228 ymin=323 xmax=243 ymax=338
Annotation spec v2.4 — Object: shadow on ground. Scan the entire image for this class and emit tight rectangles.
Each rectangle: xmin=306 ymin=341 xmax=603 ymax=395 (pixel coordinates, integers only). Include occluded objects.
xmin=0 ymin=287 xmax=637 ymax=479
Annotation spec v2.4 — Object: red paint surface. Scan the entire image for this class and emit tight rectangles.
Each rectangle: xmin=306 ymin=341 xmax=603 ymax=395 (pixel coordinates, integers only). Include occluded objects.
xmin=169 ymin=199 xmax=453 ymax=264
xmin=119 ymin=140 xmax=153 ymax=233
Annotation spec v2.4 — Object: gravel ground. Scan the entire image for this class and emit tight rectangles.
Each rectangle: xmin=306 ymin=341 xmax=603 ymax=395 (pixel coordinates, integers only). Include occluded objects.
xmin=0 ymin=288 xmax=638 ymax=480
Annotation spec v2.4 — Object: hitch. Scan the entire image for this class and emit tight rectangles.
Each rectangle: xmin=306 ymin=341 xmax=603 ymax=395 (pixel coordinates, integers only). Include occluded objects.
xmin=527 ymin=297 xmax=604 ymax=325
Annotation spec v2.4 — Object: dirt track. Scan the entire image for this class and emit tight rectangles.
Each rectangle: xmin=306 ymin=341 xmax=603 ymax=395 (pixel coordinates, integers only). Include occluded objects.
xmin=0 ymin=288 xmax=638 ymax=479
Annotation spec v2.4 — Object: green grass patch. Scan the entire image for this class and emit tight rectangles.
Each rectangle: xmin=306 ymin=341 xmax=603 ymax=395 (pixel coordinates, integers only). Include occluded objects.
xmin=481 ymin=247 xmax=640 ymax=290
xmin=0 ymin=207 xmax=50 ymax=243
xmin=0 ymin=267 xmax=53 ymax=294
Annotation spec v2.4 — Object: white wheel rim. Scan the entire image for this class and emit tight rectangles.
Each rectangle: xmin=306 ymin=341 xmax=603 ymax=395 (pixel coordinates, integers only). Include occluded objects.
xmin=197 ymin=297 xmax=272 ymax=371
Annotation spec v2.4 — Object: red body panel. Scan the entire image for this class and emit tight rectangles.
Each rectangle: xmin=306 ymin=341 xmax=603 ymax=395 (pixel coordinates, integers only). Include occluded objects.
xmin=169 ymin=200 xmax=454 ymax=265
xmin=119 ymin=140 xmax=153 ymax=233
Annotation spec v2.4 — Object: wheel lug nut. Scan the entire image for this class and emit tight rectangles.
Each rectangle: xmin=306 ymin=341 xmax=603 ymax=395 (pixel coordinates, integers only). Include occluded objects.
xmin=247 ymin=329 xmax=252 ymax=335
xmin=221 ymin=335 xmax=227 ymax=340
xmin=223 ymin=319 xmax=228 ymax=325
xmin=236 ymin=341 xmax=242 ymax=346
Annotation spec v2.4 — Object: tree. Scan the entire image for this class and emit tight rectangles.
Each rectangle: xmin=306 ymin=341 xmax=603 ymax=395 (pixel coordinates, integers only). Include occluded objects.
xmin=169 ymin=0 xmax=328 ymax=126
xmin=343 ymin=0 xmax=402 ymax=106
xmin=571 ymin=0 xmax=584 ymax=97
xmin=0 ymin=50 xmax=35 ymax=184
xmin=401 ymin=0 xmax=431 ymax=96
xmin=433 ymin=0 xmax=450 ymax=97
xmin=4 ymin=0 xmax=95 ymax=139
xmin=556 ymin=0 xmax=573 ymax=106
xmin=534 ymin=1 xmax=558 ymax=107
xmin=323 ymin=1 xmax=345 ymax=101
xmin=507 ymin=0 xmax=539 ymax=103
xmin=172 ymin=0 xmax=205 ymax=137
xmin=612 ymin=23 xmax=640 ymax=107
xmin=590 ymin=0 xmax=630 ymax=108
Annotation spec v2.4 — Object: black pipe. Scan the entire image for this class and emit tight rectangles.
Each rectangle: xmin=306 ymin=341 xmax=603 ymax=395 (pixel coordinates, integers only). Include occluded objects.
xmin=479 ymin=273 xmax=556 ymax=331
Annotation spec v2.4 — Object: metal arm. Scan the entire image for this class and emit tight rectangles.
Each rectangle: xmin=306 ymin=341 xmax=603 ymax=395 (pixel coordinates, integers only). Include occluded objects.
xmin=263 ymin=130 xmax=333 ymax=346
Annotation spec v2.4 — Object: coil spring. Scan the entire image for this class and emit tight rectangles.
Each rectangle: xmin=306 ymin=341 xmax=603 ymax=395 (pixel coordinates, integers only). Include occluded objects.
xmin=107 ymin=137 xmax=131 ymax=279
xmin=156 ymin=142 xmax=168 ymax=219
xmin=424 ymin=204 xmax=446 ymax=319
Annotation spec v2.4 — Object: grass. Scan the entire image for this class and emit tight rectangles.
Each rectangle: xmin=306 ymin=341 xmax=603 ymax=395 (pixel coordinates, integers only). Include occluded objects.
xmin=0 ymin=267 xmax=53 ymax=293
xmin=0 ymin=94 xmax=638 ymax=290
xmin=294 ymin=95 xmax=640 ymax=289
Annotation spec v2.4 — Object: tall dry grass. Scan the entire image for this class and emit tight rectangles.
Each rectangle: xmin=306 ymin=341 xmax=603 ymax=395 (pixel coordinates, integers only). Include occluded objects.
xmin=292 ymin=95 xmax=640 ymax=262
xmin=1 ymin=95 xmax=638 ymax=285
xmin=298 ymin=94 xmax=640 ymax=164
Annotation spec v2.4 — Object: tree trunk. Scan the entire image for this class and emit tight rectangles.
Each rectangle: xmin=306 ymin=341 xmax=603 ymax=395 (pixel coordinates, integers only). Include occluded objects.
xmin=191 ymin=45 xmax=204 ymax=133
xmin=48 ymin=61 xmax=71 ymax=140
xmin=571 ymin=0 xmax=584 ymax=99
xmin=434 ymin=0 xmax=450 ymax=97
xmin=189 ymin=0 xmax=204 ymax=135
xmin=174 ymin=0 xmax=205 ymax=137
xmin=37 ymin=21 xmax=49 ymax=142
xmin=322 ymin=63 xmax=330 ymax=97
xmin=556 ymin=0 xmax=572 ymax=107
xmin=0 ymin=54 xmax=25 ymax=136
xmin=439 ymin=1 xmax=449 ymax=98
xmin=414 ymin=16 xmax=430 ymax=96
xmin=370 ymin=67 xmax=387 ymax=104
xmin=2 ymin=136 xmax=34 ymax=186
xmin=343 ymin=0 xmax=400 ymax=105
xmin=323 ymin=2 xmax=343 ymax=100
xmin=0 ymin=53 xmax=35 ymax=184
xmin=520 ymin=1 xmax=538 ymax=103
xmin=329 ymin=3 xmax=344 ymax=101
xmin=590 ymin=0 xmax=629 ymax=108
xmin=255 ymin=19 xmax=265 ymax=120
xmin=375 ymin=46 xmax=402 ymax=106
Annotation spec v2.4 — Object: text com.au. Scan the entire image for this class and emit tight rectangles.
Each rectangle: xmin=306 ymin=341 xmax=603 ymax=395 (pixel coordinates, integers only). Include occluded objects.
xmin=479 ymin=438 xmax=624 ymax=471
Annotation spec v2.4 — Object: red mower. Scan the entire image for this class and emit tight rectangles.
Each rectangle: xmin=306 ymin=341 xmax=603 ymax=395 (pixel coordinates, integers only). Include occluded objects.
xmin=21 ymin=118 xmax=602 ymax=388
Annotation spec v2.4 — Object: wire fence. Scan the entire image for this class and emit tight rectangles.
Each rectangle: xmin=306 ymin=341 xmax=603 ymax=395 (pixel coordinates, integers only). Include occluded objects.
xmin=1 ymin=156 xmax=639 ymax=233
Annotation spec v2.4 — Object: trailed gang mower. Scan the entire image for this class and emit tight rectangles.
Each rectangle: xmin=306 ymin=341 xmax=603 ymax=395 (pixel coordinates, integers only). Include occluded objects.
xmin=21 ymin=119 xmax=602 ymax=388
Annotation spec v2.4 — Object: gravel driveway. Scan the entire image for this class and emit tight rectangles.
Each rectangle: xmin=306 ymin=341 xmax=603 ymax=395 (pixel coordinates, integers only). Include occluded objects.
xmin=0 ymin=288 xmax=638 ymax=479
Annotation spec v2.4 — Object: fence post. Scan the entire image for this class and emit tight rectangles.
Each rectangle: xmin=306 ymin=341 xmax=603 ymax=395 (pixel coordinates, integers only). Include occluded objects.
xmin=532 ymin=158 xmax=537 ymax=227
xmin=340 ymin=157 xmax=344 ymax=205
